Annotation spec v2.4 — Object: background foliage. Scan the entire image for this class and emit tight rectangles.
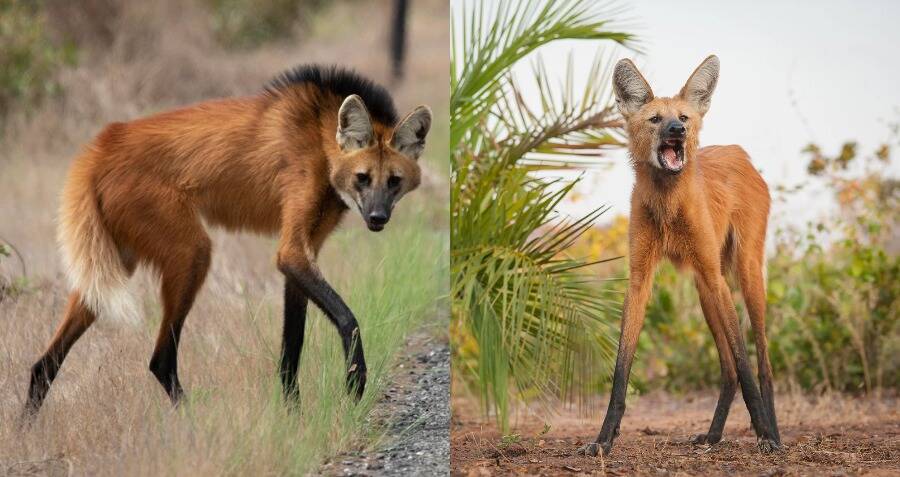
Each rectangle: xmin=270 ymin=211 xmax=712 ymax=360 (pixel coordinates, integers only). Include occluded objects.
xmin=0 ymin=0 xmax=75 ymax=120
xmin=205 ymin=0 xmax=326 ymax=49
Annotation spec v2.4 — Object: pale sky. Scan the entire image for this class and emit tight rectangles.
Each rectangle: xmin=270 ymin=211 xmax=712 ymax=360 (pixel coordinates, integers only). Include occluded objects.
xmin=510 ymin=0 xmax=900 ymax=229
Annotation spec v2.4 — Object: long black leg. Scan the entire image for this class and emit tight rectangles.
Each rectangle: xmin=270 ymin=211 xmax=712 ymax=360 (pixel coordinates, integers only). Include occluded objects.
xmin=280 ymin=278 xmax=308 ymax=402
xmin=691 ymin=277 xmax=738 ymax=445
xmin=580 ymin=249 xmax=657 ymax=457
xmin=149 ymin=246 xmax=211 ymax=404
xmin=280 ymin=266 xmax=367 ymax=400
xmin=699 ymin=275 xmax=779 ymax=452
xmin=22 ymin=293 xmax=96 ymax=419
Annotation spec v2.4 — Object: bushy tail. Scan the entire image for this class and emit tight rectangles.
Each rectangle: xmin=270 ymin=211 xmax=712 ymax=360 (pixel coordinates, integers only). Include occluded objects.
xmin=58 ymin=156 xmax=139 ymax=324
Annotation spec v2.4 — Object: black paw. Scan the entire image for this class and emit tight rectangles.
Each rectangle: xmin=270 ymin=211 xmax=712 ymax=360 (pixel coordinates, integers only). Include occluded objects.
xmin=757 ymin=437 xmax=782 ymax=453
xmin=691 ymin=433 xmax=722 ymax=445
xmin=577 ymin=441 xmax=611 ymax=457
xmin=346 ymin=363 xmax=367 ymax=400
xmin=17 ymin=406 xmax=38 ymax=431
xmin=282 ymin=389 xmax=301 ymax=411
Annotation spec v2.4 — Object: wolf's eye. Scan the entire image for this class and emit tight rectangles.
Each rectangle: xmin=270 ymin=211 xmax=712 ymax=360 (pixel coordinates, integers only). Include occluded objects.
xmin=679 ymin=114 xmax=688 ymax=122
xmin=387 ymin=175 xmax=402 ymax=188
xmin=649 ymin=115 xmax=662 ymax=124
xmin=355 ymin=173 xmax=371 ymax=186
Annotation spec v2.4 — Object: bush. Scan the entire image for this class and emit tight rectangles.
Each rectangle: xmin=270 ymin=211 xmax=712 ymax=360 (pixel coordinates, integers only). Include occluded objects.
xmin=205 ymin=0 xmax=326 ymax=49
xmin=764 ymin=129 xmax=900 ymax=393
xmin=0 ymin=0 xmax=75 ymax=118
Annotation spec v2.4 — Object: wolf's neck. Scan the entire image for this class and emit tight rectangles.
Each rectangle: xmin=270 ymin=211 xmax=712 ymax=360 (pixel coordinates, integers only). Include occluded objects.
xmin=634 ymin=155 xmax=696 ymax=189
xmin=633 ymin=158 xmax=699 ymax=224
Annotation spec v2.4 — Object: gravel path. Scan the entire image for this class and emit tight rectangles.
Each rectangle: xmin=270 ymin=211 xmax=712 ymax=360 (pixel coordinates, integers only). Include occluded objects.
xmin=322 ymin=333 xmax=450 ymax=476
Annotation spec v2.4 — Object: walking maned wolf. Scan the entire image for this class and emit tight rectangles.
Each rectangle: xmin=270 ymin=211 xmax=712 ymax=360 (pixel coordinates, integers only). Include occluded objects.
xmin=23 ymin=65 xmax=432 ymax=416
xmin=579 ymin=56 xmax=781 ymax=456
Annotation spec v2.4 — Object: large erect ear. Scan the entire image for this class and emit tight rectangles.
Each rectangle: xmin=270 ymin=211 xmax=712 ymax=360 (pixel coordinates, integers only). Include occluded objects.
xmin=390 ymin=105 xmax=432 ymax=160
xmin=678 ymin=55 xmax=719 ymax=116
xmin=336 ymin=95 xmax=374 ymax=151
xmin=613 ymin=58 xmax=654 ymax=117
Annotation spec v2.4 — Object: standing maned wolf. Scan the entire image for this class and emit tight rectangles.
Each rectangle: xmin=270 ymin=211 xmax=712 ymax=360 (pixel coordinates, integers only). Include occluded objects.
xmin=579 ymin=56 xmax=781 ymax=456
xmin=23 ymin=65 xmax=432 ymax=416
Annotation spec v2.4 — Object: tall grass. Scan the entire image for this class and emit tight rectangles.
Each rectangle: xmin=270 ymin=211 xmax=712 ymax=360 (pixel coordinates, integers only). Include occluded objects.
xmin=1 ymin=202 xmax=447 ymax=475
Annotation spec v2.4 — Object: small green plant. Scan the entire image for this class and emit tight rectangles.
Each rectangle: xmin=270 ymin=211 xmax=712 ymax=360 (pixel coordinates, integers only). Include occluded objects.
xmin=499 ymin=433 xmax=522 ymax=448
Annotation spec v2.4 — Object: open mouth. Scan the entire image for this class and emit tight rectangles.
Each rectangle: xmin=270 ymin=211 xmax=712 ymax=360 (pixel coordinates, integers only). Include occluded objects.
xmin=657 ymin=138 xmax=685 ymax=173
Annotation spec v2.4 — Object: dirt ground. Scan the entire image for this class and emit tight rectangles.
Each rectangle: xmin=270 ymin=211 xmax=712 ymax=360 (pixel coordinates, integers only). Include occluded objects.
xmin=451 ymin=392 xmax=900 ymax=476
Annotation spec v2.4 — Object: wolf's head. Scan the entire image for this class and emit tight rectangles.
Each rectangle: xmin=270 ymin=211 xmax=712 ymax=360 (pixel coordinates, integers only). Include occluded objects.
xmin=331 ymin=95 xmax=431 ymax=231
xmin=612 ymin=55 xmax=719 ymax=174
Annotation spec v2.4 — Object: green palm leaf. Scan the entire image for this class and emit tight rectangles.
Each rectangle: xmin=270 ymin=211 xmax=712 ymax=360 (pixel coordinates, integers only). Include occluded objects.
xmin=451 ymin=0 xmax=636 ymax=430
xmin=451 ymin=0 xmax=636 ymax=159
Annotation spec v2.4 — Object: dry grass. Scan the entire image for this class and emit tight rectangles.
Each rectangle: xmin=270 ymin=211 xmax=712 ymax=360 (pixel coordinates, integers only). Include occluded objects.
xmin=0 ymin=0 xmax=449 ymax=474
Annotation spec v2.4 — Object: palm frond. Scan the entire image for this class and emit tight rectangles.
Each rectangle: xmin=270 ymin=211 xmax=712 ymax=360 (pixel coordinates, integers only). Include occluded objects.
xmin=450 ymin=0 xmax=637 ymax=160
xmin=451 ymin=0 xmax=637 ymax=430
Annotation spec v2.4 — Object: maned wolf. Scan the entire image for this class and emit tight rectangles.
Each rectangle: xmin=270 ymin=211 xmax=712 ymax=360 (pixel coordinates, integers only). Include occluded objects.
xmin=24 ymin=65 xmax=432 ymax=416
xmin=579 ymin=56 xmax=781 ymax=456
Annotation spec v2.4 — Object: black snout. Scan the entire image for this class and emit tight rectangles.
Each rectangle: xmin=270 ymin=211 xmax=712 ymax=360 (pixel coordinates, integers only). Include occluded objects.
xmin=368 ymin=211 xmax=389 ymax=226
xmin=366 ymin=209 xmax=390 ymax=231
xmin=666 ymin=120 xmax=685 ymax=137
xmin=360 ymin=189 xmax=394 ymax=232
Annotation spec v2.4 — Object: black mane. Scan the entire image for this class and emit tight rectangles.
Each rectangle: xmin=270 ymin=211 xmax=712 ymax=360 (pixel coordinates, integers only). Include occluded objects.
xmin=265 ymin=64 xmax=399 ymax=126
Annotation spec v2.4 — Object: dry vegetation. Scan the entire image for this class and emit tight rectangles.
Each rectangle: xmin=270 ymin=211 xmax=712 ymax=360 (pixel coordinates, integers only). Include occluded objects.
xmin=0 ymin=0 xmax=449 ymax=475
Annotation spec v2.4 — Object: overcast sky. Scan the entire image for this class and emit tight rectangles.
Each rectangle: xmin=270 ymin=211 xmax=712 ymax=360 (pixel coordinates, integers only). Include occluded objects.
xmin=510 ymin=0 xmax=900 ymax=229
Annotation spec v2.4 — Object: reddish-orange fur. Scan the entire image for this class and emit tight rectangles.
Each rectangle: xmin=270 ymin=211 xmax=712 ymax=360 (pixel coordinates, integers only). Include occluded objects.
xmin=581 ymin=56 xmax=780 ymax=456
xmin=25 ymin=66 xmax=430 ymax=414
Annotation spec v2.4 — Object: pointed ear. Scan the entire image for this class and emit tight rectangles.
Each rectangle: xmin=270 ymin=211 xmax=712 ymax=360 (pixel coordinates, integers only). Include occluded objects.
xmin=390 ymin=105 xmax=431 ymax=160
xmin=678 ymin=55 xmax=719 ymax=116
xmin=613 ymin=58 xmax=654 ymax=117
xmin=336 ymin=95 xmax=373 ymax=151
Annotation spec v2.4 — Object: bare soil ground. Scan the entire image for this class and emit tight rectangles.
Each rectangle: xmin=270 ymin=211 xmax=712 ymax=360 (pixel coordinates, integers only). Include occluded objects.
xmin=451 ymin=392 xmax=900 ymax=476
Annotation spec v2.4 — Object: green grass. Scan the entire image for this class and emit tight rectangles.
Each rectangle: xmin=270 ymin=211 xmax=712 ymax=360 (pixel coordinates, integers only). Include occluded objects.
xmin=195 ymin=209 xmax=446 ymax=474
xmin=0 ymin=200 xmax=447 ymax=476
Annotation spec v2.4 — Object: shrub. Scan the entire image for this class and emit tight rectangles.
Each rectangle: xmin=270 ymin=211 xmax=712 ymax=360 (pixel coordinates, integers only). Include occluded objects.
xmin=205 ymin=0 xmax=326 ymax=49
xmin=0 ymin=0 xmax=75 ymax=118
